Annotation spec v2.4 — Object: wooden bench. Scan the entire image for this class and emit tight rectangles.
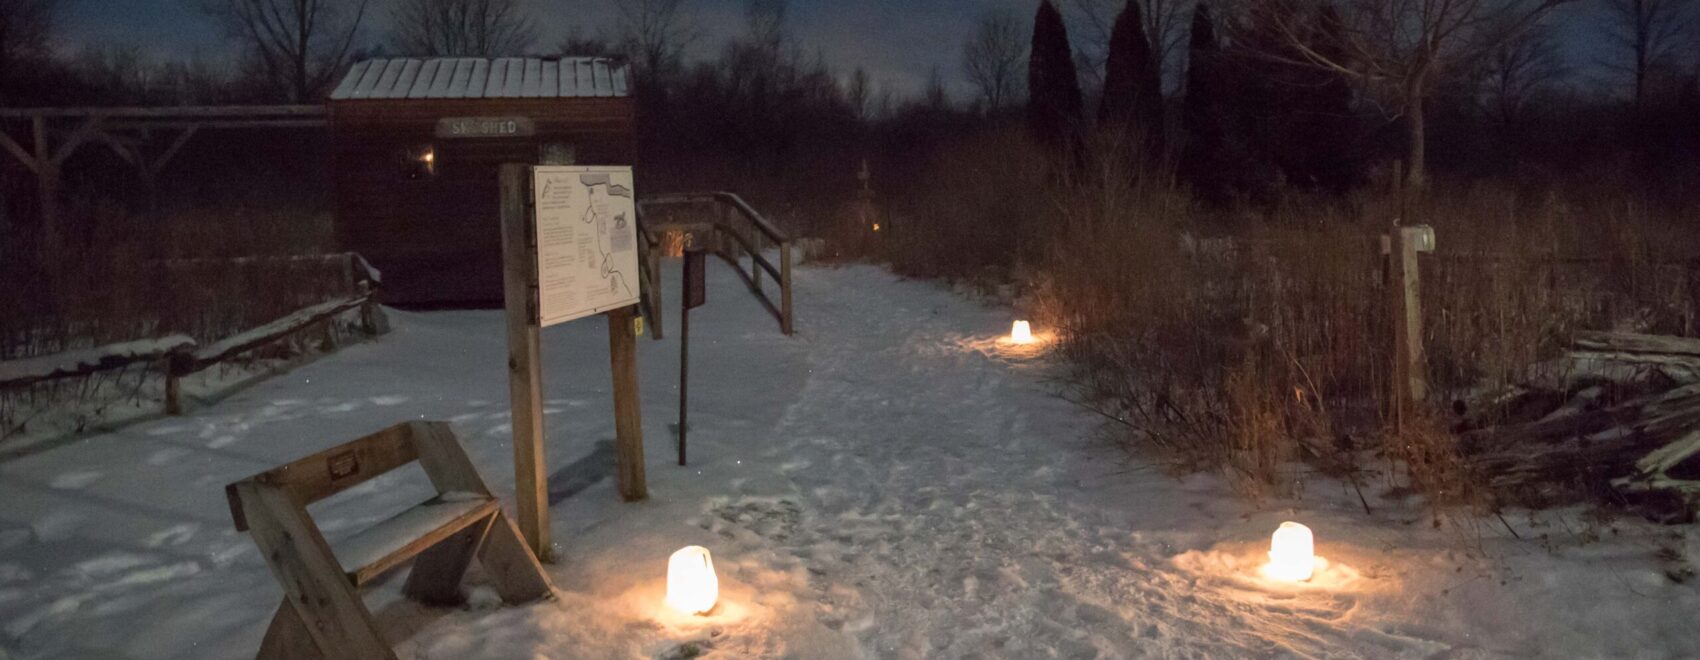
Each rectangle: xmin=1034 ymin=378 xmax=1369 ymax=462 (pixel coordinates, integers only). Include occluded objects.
xmin=225 ymin=421 xmax=553 ymax=660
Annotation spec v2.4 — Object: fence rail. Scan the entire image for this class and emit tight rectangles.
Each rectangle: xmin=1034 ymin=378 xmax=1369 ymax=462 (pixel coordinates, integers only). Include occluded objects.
xmin=639 ymin=192 xmax=794 ymax=336
xmin=0 ymin=253 xmax=385 ymax=419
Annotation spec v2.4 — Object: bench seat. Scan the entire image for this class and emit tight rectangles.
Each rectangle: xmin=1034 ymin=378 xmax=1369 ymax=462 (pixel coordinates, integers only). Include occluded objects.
xmin=332 ymin=493 xmax=499 ymax=586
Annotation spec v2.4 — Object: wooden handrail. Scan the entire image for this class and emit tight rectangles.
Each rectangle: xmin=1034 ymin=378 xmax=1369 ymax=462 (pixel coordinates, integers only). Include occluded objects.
xmin=633 ymin=205 xmax=664 ymax=340
xmin=642 ymin=191 xmax=789 ymax=245
xmin=637 ymin=192 xmax=795 ymax=336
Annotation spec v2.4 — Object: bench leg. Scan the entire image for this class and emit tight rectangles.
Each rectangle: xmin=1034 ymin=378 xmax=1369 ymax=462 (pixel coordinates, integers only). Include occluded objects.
xmin=238 ymin=482 xmax=396 ymax=660
xmin=477 ymin=511 xmax=554 ymax=604
xmin=403 ymin=514 xmax=494 ymax=606
xmin=258 ymin=600 xmax=322 ymax=660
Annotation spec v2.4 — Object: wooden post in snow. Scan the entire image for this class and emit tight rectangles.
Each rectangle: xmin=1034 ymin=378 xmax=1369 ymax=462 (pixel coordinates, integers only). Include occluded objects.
xmin=32 ymin=116 xmax=60 ymax=249
xmin=499 ymin=164 xmax=551 ymax=561
xmin=1387 ymin=225 xmax=1434 ymax=427
xmin=780 ymin=241 xmax=795 ymax=336
xmin=605 ymin=305 xmax=648 ymax=501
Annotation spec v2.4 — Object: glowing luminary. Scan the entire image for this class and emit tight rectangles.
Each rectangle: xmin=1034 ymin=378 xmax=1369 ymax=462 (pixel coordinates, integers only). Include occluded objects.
xmin=665 ymin=546 xmax=719 ymax=615
xmin=1011 ymin=320 xmax=1034 ymax=344
xmin=1266 ymin=522 xmax=1315 ymax=582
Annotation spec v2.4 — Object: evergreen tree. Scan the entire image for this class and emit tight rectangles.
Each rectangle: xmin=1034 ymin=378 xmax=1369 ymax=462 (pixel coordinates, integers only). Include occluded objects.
xmin=1098 ymin=0 xmax=1165 ymax=163
xmin=1179 ymin=3 xmax=1227 ymax=204
xmin=1027 ymin=0 xmax=1085 ymax=160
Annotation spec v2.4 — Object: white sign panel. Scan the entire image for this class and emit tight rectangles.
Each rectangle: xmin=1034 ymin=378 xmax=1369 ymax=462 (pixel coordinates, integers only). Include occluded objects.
xmin=533 ymin=166 xmax=641 ymax=327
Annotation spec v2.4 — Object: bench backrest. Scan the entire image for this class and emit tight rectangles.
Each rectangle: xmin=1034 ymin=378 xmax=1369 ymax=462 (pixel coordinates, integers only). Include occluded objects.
xmin=225 ymin=422 xmax=442 ymax=532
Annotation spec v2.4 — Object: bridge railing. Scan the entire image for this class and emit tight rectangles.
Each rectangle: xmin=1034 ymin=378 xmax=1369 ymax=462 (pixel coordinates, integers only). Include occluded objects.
xmin=638 ymin=192 xmax=794 ymax=336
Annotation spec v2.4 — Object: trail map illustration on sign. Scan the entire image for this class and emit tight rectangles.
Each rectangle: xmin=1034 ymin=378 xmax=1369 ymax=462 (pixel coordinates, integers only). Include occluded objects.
xmin=533 ymin=165 xmax=641 ymax=327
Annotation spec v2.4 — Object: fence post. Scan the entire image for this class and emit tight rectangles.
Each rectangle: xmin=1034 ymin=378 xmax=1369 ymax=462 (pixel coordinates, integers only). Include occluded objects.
xmin=1388 ymin=225 xmax=1433 ymax=427
xmin=648 ymin=241 xmax=664 ymax=340
xmin=781 ymin=240 xmax=795 ymax=336
xmin=163 ymin=355 xmax=183 ymax=416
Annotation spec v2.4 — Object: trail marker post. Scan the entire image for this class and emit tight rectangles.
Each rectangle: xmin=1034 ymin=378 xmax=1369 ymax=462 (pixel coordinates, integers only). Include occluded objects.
xmin=499 ymin=163 xmax=649 ymax=560
xmin=1383 ymin=224 xmax=1435 ymax=428
xmin=678 ymin=248 xmax=707 ymax=466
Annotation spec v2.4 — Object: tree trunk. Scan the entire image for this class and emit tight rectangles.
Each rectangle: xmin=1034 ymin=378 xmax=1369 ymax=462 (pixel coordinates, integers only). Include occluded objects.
xmin=1405 ymin=92 xmax=1426 ymax=188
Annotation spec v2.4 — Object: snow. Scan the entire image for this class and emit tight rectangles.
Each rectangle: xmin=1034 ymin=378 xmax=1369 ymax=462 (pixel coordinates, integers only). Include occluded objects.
xmin=1 ymin=259 xmax=1698 ymax=658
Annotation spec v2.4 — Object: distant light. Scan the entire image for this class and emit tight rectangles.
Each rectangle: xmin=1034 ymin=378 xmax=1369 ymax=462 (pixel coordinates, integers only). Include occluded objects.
xmin=1265 ymin=522 xmax=1315 ymax=582
xmin=665 ymin=546 xmax=719 ymax=615
xmin=421 ymin=150 xmax=435 ymax=164
xmin=872 ymin=223 xmax=882 ymax=232
xmin=1010 ymin=320 xmax=1034 ymax=344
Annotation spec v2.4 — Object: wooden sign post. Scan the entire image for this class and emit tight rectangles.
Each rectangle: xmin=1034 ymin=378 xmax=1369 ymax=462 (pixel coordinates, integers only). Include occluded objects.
xmin=678 ymin=248 xmax=707 ymax=466
xmin=499 ymin=164 xmax=550 ymax=560
xmin=499 ymin=163 xmax=649 ymax=561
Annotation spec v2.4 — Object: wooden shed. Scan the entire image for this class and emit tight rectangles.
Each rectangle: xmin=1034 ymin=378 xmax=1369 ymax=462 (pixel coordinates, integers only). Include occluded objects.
xmin=329 ymin=57 xmax=636 ymax=306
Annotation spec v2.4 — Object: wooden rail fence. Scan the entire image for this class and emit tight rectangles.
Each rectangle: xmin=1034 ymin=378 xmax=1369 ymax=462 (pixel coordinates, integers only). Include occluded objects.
xmin=0 ymin=253 xmax=386 ymax=418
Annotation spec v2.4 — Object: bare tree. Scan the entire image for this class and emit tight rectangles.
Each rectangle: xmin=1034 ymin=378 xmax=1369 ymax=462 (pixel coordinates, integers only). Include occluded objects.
xmin=197 ymin=0 xmax=371 ymax=103
xmin=962 ymin=8 xmax=1029 ymax=111
xmin=389 ymin=0 xmax=535 ymax=57
xmin=615 ymin=0 xmax=696 ymax=84
xmin=745 ymin=0 xmax=788 ymax=55
xmin=1603 ymin=0 xmax=1695 ymax=104
xmin=1249 ymin=0 xmax=1574 ymax=187
xmin=0 ymin=0 xmax=57 ymax=94
xmin=1069 ymin=0 xmax=1194 ymax=92
xmin=1478 ymin=15 xmax=1568 ymax=129
xmin=845 ymin=66 xmax=873 ymax=121
xmin=559 ymin=27 xmax=612 ymax=57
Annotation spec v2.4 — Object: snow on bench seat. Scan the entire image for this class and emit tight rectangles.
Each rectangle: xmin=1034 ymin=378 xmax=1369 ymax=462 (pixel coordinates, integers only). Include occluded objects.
xmin=332 ymin=493 xmax=498 ymax=586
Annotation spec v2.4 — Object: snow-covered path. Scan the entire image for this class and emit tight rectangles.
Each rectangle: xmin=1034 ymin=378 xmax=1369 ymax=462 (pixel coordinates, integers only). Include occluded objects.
xmin=3 ymin=260 xmax=1697 ymax=659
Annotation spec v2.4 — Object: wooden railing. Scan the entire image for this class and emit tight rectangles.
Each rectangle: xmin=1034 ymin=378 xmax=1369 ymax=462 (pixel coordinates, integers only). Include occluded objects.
xmin=634 ymin=207 xmax=665 ymax=340
xmin=0 ymin=253 xmax=386 ymax=420
xmin=638 ymin=192 xmax=795 ymax=336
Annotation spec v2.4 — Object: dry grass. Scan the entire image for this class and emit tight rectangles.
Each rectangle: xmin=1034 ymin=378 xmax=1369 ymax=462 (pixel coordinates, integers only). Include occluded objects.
xmin=1 ymin=200 xmax=339 ymax=361
xmin=869 ymin=134 xmax=1699 ymax=512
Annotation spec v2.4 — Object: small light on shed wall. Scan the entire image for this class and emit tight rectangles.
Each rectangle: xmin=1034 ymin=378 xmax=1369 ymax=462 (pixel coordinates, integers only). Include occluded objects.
xmin=665 ymin=546 xmax=719 ymax=615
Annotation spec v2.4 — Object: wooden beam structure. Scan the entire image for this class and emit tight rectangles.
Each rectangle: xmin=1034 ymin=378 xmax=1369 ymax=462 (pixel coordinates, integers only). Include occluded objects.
xmin=0 ymin=105 xmax=328 ymax=240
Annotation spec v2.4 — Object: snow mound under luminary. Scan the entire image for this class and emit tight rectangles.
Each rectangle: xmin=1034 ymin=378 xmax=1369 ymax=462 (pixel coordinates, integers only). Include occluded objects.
xmin=665 ymin=546 xmax=719 ymax=615
xmin=1010 ymin=320 xmax=1034 ymax=344
xmin=1265 ymin=522 xmax=1315 ymax=582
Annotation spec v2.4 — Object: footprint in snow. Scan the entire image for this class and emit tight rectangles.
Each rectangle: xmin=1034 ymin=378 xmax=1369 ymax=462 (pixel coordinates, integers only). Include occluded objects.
xmin=49 ymin=470 xmax=102 ymax=490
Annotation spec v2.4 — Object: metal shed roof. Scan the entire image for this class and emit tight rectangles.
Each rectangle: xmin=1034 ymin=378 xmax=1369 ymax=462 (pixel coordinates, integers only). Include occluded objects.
xmin=329 ymin=57 xmax=630 ymax=101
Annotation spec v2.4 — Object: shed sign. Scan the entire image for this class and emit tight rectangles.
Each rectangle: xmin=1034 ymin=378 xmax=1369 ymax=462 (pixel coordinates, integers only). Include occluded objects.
xmin=435 ymin=116 xmax=535 ymax=139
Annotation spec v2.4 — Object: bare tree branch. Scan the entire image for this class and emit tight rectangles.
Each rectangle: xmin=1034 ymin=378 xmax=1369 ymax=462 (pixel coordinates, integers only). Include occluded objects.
xmin=197 ymin=0 xmax=371 ymax=103
xmin=1240 ymin=0 xmax=1575 ymax=185
xmin=0 ymin=0 xmax=58 ymax=94
xmin=962 ymin=8 xmax=1029 ymax=111
xmin=615 ymin=0 xmax=697 ymax=85
xmin=389 ymin=0 xmax=536 ymax=57
xmin=1601 ymin=0 xmax=1695 ymax=103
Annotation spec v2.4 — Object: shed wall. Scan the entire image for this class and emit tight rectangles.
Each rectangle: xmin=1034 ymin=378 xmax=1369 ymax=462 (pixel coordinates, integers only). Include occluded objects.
xmin=332 ymin=98 xmax=636 ymax=305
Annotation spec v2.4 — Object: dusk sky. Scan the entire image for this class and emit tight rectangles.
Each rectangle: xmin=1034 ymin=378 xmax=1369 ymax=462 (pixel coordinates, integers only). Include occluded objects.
xmin=58 ymin=0 xmax=1038 ymax=98
xmin=56 ymin=0 xmax=1634 ymax=100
